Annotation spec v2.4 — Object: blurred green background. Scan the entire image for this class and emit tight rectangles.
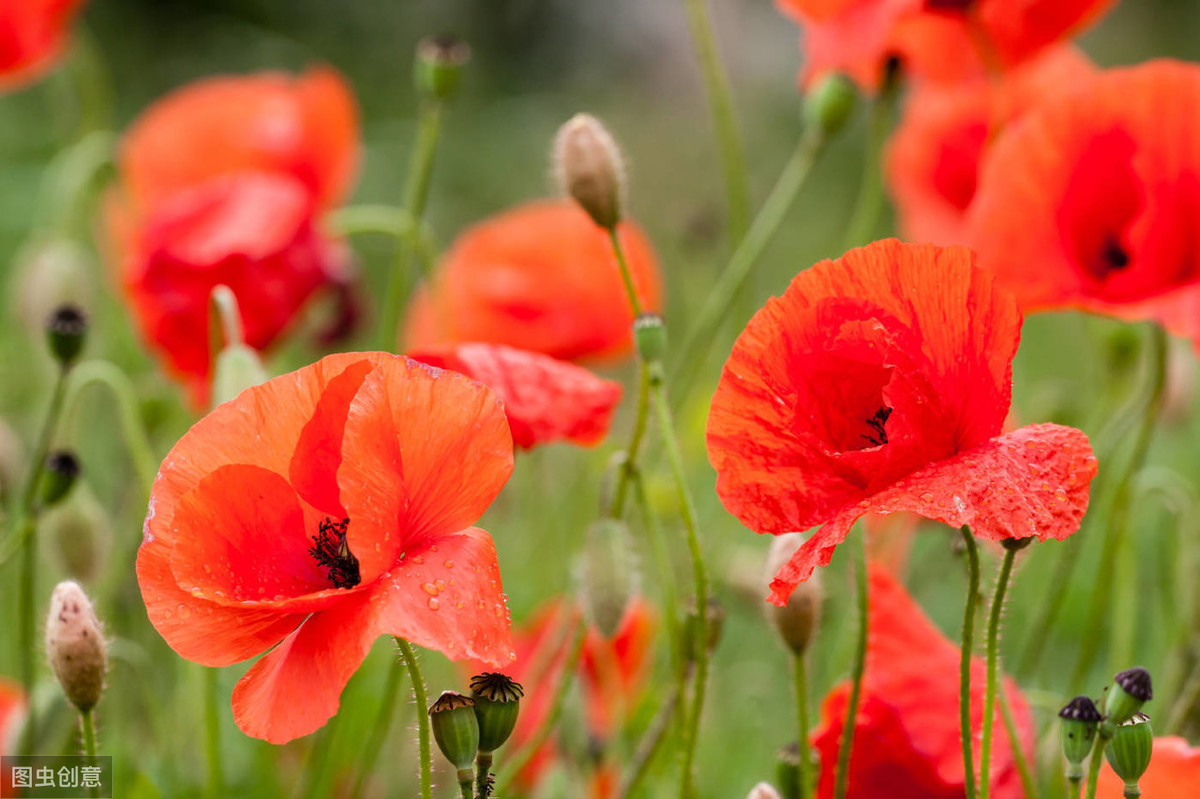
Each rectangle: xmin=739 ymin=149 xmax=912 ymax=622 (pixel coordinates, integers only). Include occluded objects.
xmin=3 ymin=0 xmax=1200 ymax=796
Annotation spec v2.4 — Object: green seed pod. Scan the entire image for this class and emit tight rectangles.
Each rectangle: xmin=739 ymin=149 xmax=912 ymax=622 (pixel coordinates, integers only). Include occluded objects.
xmin=415 ymin=35 xmax=470 ymax=102
xmin=802 ymin=73 xmax=857 ymax=138
xmin=46 ymin=304 xmax=87 ymax=367
xmin=1105 ymin=667 xmax=1153 ymax=730
xmin=429 ymin=691 xmax=479 ymax=770
xmin=634 ymin=313 xmax=667 ymax=366
xmin=578 ymin=518 xmax=637 ymax=639
xmin=775 ymin=743 xmax=801 ymax=799
xmin=469 ymin=672 xmax=523 ymax=753
xmin=1104 ymin=713 xmax=1153 ymax=796
xmin=1058 ymin=695 xmax=1102 ymax=779
xmin=765 ymin=533 xmax=823 ymax=656
xmin=40 ymin=450 xmax=80 ymax=508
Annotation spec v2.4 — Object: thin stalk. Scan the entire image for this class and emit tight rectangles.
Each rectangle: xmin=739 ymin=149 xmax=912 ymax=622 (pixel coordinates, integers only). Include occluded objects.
xmin=609 ymin=361 xmax=652 ymax=518
xmin=204 ymin=667 xmax=222 ymax=799
xmin=609 ymin=228 xmax=645 ymax=317
xmin=960 ymin=527 xmax=981 ymax=799
xmin=632 ymin=470 xmax=682 ymax=671
xmin=618 ymin=684 xmax=681 ymax=799
xmin=834 ymin=532 xmax=869 ymax=799
xmin=793 ymin=654 xmax=813 ymax=799
xmin=80 ymin=708 xmax=99 ymax=799
xmin=395 ymin=638 xmax=433 ymax=799
xmin=839 ymin=90 xmax=896 ymax=251
xmin=681 ymin=0 xmax=750 ymax=243
xmin=350 ymin=659 xmax=408 ymax=798
xmin=1000 ymin=690 xmax=1036 ymax=799
xmin=458 ymin=771 xmax=474 ymax=799
xmin=1083 ymin=731 xmax=1111 ymax=799
xmin=475 ymin=752 xmax=493 ymax=798
xmin=979 ymin=548 xmax=1019 ymax=799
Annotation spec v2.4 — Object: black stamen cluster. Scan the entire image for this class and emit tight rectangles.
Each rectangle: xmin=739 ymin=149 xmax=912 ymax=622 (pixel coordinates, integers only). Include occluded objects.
xmin=309 ymin=517 xmax=360 ymax=589
xmin=861 ymin=406 xmax=893 ymax=447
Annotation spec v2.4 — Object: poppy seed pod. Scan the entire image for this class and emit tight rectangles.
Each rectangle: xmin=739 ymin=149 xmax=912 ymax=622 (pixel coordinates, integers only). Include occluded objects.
xmin=40 ymin=450 xmax=80 ymax=508
xmin=633 ymin=313 xmax=668 ymax=367
xmin=775 ymin=742 xmax=802 ymax=799
xmin=803 ymin=73 xmax=857 ymax=138
xmin=429 ymin=691 xmax=480 ymax=771
xmin=45 ymin=581 xmax=107 ymax=712
xmin=415 ymin=35 xmax=470 ymax=102
xmin=1105 ymin=713 xmax=1154 ymax=795
xmin=764 ymin=533 xmax=824 ymax=656
xmin=553 ymin=113 xmax=626 ymax=231
xmin=579 ymin=518 xmax=637 ymax=639
xmin=1058 ymin=695 xmax=1102 ymax=778
xmin=469 ymin=672 xmax=523 ymax=753
xmin=1105 ymin=667 xmax=1153 ymax=730
xmin=46 ymin=304 xmax=87 ymax=367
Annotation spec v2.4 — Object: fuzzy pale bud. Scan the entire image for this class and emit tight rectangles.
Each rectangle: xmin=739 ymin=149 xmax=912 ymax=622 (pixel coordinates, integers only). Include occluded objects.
xmin=45 ymin=580 xmax=107 ymax=712
xmin=44 ymin=484 xmax=112 ymax=583
xmin=764 ymin=533 xmax=823 ymax=656
xmin=554 ymin=113 xmax=626 ymax=230
xmin=579 ymin=518 xmax=637 ymax=638
xmin=747 ymin=783 xmax=783 ymax=799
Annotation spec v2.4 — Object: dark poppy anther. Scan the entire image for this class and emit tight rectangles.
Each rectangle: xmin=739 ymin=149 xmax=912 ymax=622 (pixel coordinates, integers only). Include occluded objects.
xmin=861 ymin=406 xmax=893 ymax=447
xmin=309 ymin=517 xmax=360 ymax=589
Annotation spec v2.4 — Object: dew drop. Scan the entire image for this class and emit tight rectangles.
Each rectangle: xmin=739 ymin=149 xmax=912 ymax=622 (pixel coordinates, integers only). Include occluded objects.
xmin=422 ymin=582 xmax=439 ymax=596
xmin=427 ymin=597 xmax=440 ymax=611
xmin=443 ymin=560 xmax=455 ymax=569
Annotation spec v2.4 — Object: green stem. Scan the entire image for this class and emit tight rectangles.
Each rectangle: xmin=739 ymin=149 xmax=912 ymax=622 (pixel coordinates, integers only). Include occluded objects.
xmin=609 ymin=362 xmax=652 ymax=518
xmin=204 ymin=667 xmax=222 ymax=799
xmin=80 ymin=708 xmax=99 ymax=799
xmin=459 ymin=770 xmax=475 ymax=799
xmin=395 ymin=638 xmax=433 ymax=799
xmin=379 ymin=103 xmax=443 ymax=350
xmin=618 ymin=684 xmax=681 ymax=799
xmin=1000 ymin=689 xmax=1036 ymax=799
xmin=1068 ymin=777 xmax=1081 ymax=799
xmin=350 ymin=659 xmax=407 ymax=799
xmin=670 ymin=131 xmax=824 ymax=404
xmin=1083 ymin=731 xmax=1111 ymax=799
xmin=793 ymin=654 xmax=813 ymax=799
xmin=681 ymin=0 xmax=750 ymax=243
xmin=834 ymin=532 xmax=869 ymax=799
xmin=475 ymin=751 xmax=493 ymax=798
xmin=839 ymin=90 xmax=896 ymax=251
xmin=609 ymin=228 xmax=645 ymax=318
xmin=979 ymin=548 xmax=1019 ymax=799
xmin=632 ymin=470 xmax=682 ymax=672
xmin=960 ymin=527 xmax=980 ymax=799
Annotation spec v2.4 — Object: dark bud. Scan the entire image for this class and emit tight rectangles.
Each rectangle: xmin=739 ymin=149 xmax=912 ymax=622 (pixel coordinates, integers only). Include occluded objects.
xmin=415 ymin=35 xmax=470 ymax=102
xmin=1058 ymin=696 xmax=1101 ymax=776
xmin=469 ymin=672 xmax=523 ymax=753
xmin=40 ymin=450 xmax=80 ymax=508
xmin=46 ymin=304 xmax=87 ymax=366
xmin=429 ymin=691 xmax=480 ymax=770
xmin=1001 ymin=536 xmax=1034 ymax=552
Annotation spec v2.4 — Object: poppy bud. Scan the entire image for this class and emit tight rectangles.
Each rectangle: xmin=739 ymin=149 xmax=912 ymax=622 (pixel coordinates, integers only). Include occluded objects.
xmin=212 ymin=345 xmax=268 ymax=407
xmin=12 ymin=239 xmax=93 ymax=337
xmin=46 ymin=304 xmax=87 ymax=367
xmin=415 ymin=35 xmax=470 ymax=102
xmin=1058 ymin=695 xmax=1102 ymax=779
xmin=634 ymin=313 xmax=667 ymax=366
xmin=469 ymin=672 xmax=523 ymax=753
xmin=748 ymin=783 xmax=784 ymax=799
xmin=40 ymin=450 xmax=80 ymax=508
xmin=44 ymin=483 xmax=112 ymax=583
xmin=803 ymin=73 xmax=857 ymax=138
xmin=579 ymin=518 xmax=637 ymax=639
xmin=764 ymin=533 xmax=823 ymax=656
xmin=1105 ymin=713 xmax=1154 ymax=796
xmin=776 ymin=742 xmax=802 ymax=799
xmin=429 ymin=691 xmax=480 ymax=771
xmin=1104 ymin=667 xmax=1153 ymax=731
xmin=553 ymin=113 xmax=626 ymax=231
xmin=684 ymin=597 xmax=725 ymax=663
xmin=45 ymin=580 xmax=107 ymax=712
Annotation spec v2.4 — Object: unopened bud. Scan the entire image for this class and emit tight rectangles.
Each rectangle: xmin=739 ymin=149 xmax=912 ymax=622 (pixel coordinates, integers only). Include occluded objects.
xmin=1058 ymin=695 xmax=1102 ymax=778
xmin=634 ymin=313 xmax=667 ymax=366
xmin=764 ymin=534 xmax=823 ymax=656
xmin=554 ymin=113 xmax=626 ymax=230
xmin=684 ymin=597 xmax=725 ymax=663
xmin=40 ymin=450 xmax=80 ymax=508
xmin=469 ymin=672 xmax=523 ymax=753
xmin=803 ymin=73 xmax=857 ymax=138
xmin=747 ymin=783 xmax=783 ymax=799
xmin=212 ymin=344 xmax=268 ymax=407
xmin=1105 ymin=713 xmax=1153 ymax=795
xmin=415 ymin=35 xmax=470 ymax=102
xmin=44 ymin=484 xmax=112 ymax=583
xmin=46 ymin=304 xmax=87 ymax=367
xmin=12 ymin=240 xmax=93 ymax=337
xmin=45 ymin=580 xmax=107 ymax=712
xmin=1105 ymin=667 xmax=1153 ymax=731
xmin=579 ymin=518 xmax=637 ymax=639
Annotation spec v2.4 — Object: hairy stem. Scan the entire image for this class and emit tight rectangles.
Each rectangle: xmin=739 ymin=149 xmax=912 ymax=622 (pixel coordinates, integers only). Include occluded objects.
xmin=980 ymin=547 xmax=1019 ymax=799
xmin=395 ymin=638 xmax=433 ymax=799
xmin=834 ymin=532 xmax=869 ymax=799
xmin=960 ymin=527 xmax=981 ymax=799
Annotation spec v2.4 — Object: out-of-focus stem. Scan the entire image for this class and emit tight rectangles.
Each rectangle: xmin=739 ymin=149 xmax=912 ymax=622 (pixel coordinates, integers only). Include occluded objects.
xmin=960 ymin=527 xmax=981 ymax=799
xmin=793 ymin=654 xmax=813 ymax=799
xmin=350 ymin=658 xmax=407 ymax=799
xmin=834 ymin=533 xmax=869 ymax=799
xmin=204 ymin=667 xmax=222 ymax=799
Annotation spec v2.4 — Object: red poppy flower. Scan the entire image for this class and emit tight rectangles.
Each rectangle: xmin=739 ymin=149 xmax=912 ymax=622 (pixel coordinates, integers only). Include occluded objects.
xmin=967 ymin=60 xmax=1200 ymax=346
xmin=407 ymin=343 xmax=622 ymax=450
xmin=0 ymin=675 xmax=24 ymax=752
xmin=137 ymin=352 xmax=516 ymax=743
xmin=0 ymin=0 xmax=86 ymax=92
xmin=404 ymin=200 xmax=662 ymax=362
xmin=706 ymin=239 xmax=1097 ymax=604
xmin=812 ymin=567 xmax=1034 ymax=798
xmin=776 ymin=0 xmax=1113 ymax=89
xmin=105 ymin=67 xmax=360 ymax=406
xmin=886 ymin=46 xmax=1094 ymax=244
xmin=1096 ymin=736 xmax=1200 ymax=798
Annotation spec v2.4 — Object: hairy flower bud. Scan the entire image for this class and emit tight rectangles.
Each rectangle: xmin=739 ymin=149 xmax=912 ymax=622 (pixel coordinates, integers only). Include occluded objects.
xmin=1105 ymin=713 xmax=1153 ymax=796
xmin=579 ymin=518 xmax=637 ymax=638
xmin=45 ymin=580 xmax=107 ymax=712
xmin=415 ymin=35 xmax=470 ymax=102
xmin=764 ymin=533 xmax=823 ymax=656
xmin=554 ymin=113 xmax=626 ymax=230
xmin=429 ymin=691 xmax=480 ymax=770
xmin=748 ymin=782 xmax=783 ymax=799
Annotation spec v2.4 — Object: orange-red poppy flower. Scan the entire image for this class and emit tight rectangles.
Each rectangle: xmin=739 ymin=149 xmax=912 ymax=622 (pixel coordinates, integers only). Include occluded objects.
xmin=706 ymin=239 xmax=1097 ymax=604
xmin=776 ymin=0 xmax=1113 ymax=89
xmin=137 ymin=353 xmax=516 ymax=744
xmin=1096 ymin=736 xmax=1200 ymax=798
xmin=0 ymin=0 xmax=86 ymax=92
xmin=886 ymin=45 xmax=1094 ymax=244
xmin=404 ymin=200 xmax=662 ymax=362
xmin=0 ymin=675 xmax=23 ymax=751
xmin=812 ymin=567 xmax=1033 ymax=798
xmin=408 ymin=343 xmax=622 ymax=450
xmin=105 ymin=67 xmax=360 ymax=406
xmin=967 ymin=60 xmax=1200 ymax=346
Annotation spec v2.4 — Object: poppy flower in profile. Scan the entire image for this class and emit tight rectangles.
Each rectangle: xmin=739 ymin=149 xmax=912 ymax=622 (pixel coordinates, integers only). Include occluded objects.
xmin=967 ymin=60 xmax=1200 ymax=347
xmin=886 ymin=46 xmax=1094 ymax=244
xmin=137 ymin=353 xmax=516 ymax=744
xmin=104 ymin=67 xmax=360 ymax=406
xmin=706 ymin=239 xmax=1097 ymax=604
xmin=407 ymin=343 xmax=622 ymax=450
xmin=812 ymin=567 xmax=1034 ymax=798
xmin=775 ymin=0 xmax=1113 ymax=89
xmin=0 ymin=0 xmax=86 ymax=92
xmin=404 ymin=200 xmax=662 ymax=363
xmin=1095 ymin=736 xmax=1200 ymax=798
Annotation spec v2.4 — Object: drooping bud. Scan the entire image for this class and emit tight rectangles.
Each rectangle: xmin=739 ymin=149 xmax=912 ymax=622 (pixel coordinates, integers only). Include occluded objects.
xmin=429 ymin=691 xmax=480 ymax=770
xmin=802 ymin=73 xmax=857 ymax=138
xmin=44 ymin=483 xmax=112 ymax=583
xmin=747 ymin=783 xmax=784 ymax=799
xmin=1104 ymin=713 xmax=1154 ymax=796
xmin=1001 ymin=535 xmax=1034 ymax=552
xmin=553 ymin=113 xmax=626 ymax=230
xmin=46 ymin=304 xmax=87 ymax=367
xmin=578 ymin=518 xmax=637 ymax=638
xmin=1058 ymin=695 xmax=1102 ymax=779
xmin=40 ymin=450 xmax=80 ymax=508
xmin=764 ymin=533 xmax=823 ymax=656
xmin=634 ymin=313 xmax=667 ymax=367
xmin=415 ymin=35 xmax=470 ymax=102
xmin=45 ymin=580 xmax=107 ymax=712
xmin=684 ymin=597 xmax=726 ymax=664
xmin=209 ymin=286 xmax=267 ymax=407
xmin=469 ymin=672 xmax=523 ymax=753
xmin=1105 ymin=667 xmax=1153 ymax=730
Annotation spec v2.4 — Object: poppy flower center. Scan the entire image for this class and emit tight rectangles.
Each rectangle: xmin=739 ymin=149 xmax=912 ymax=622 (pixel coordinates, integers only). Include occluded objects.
xmin=925 ymin=0 xmax=975 ymax=11
xmin=860 ymin=406 xmax=893 ymax=447
xmin=309 ymin=517 xmax=361 ymax=589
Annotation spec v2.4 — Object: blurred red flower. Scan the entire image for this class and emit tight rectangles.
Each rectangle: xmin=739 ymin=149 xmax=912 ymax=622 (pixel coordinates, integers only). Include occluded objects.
xmin=0 ymin=675 xmax=24 ymax=750
xmin=706 ymin=239 xmax=1097 ymax=604
xmin=775 ymin=0 xmax=1113 ymax=89
xmin=408 ymin=343 xmax=622 ymax=450
xmin=886 ymin=45 xmax=1094 ymax=244
xmin=1096 ymin=736 xmax=1200 ymax=798
xmin=104 ymin=67 xmax=360 ymax=406
xmin=404 ymin=200 xmax=662 ymax=362
xmin=967 ymin=60 xmax=1200 ymax=345
xmin=812 ymin=567 xmax=1033 ymax=798
xmin=137 ymin=353 xmax=516 ymax=743
xmin=0 ymin=0 xmax=86 ymax=92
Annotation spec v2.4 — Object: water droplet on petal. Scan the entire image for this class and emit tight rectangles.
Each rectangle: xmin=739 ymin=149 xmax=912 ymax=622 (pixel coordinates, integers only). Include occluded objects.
xmin=427 ymin=597 xmax=440 ymax=610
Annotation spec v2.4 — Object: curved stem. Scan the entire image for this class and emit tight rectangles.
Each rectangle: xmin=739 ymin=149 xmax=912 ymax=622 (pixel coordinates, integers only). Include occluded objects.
xmin=681 ymin=0 xmax=749 ymax=243
xmin=80 ymin=708 xmax=100 ymax=799
xmin=204 ymin=667 xmax=222 ymax=799
xmin=395 ymin=638 xmax=433 ymax=799
xmin=960 ymin=527 xmax=980 ymax=799
xmin=1083 ymin=731 xmax=1111 ymax=799
xmin=609 ymin=228 xmax=645 ymax=317
xmin=979 ymin=547 xmax=1019 ymax=799
xmin=839 ymin=90 xmax=896 ymax=251
xmin=618 ymin=684 xmax=681 ymax=799
xmin=632 ymin=470 xmax=682 ymax=671
xmin=793 ymin=654 xmax=813 ymax=799
xmin=350 ymin=659 xmax=407 ymax=799
xmin=609 ymin=362 xmax=652 ymax=519
xmin=834 ymin=532 xmax=869 ymax=799
xmin=1000 ymin=689 xmax=1036 ymax=799
xmin=64 ymin=360 xmax=157 ymax=497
